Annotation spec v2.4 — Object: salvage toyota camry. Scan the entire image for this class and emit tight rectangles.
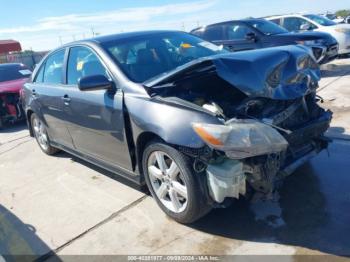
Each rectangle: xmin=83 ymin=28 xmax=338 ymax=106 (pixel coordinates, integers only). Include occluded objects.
xmin=23 ymin=31 xmax=332 ymax=223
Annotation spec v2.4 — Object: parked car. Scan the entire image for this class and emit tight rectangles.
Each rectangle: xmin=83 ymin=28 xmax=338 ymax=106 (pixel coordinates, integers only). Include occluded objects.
xmin=346 ymin=16 xmax=350 ymax=24
xmin=320 ymin=13 xmax=344 ymax=24
xmin=0 ymin=63 xmax=31 ymax=128
xmin=23 ymin=31 xmax=332 ymax=223
xmin=191 ymin=18 xmax=338 ymax=64
xmin=266 ymin=14 xmax=350 ymax=55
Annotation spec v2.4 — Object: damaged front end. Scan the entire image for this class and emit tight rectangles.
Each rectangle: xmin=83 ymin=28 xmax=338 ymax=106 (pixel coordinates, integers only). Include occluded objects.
xmin=0 ymin=92 xmax=24 ymax=127
xmin=146 ymin=45 xmax=332 ymax=204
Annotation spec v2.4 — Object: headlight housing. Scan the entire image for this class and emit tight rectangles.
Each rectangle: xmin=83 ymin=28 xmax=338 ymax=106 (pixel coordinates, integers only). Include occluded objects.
xmin=296 ymin=39 xmax=325 ymax=46
xmin=192 ymin=119 xmax=288 ymax=159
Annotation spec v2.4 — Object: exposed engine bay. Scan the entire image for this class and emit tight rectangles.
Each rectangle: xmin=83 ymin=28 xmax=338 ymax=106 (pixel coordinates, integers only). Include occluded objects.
xmin=148 ymin=46 xmax=332 ymax=203
xmin=0 ymin=93 xmax=24 ymax=127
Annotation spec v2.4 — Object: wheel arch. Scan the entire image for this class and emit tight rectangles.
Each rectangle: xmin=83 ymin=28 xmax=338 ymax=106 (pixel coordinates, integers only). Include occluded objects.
xmin=26 ymin=109 xmax=34 ymax=137
xmin=135 ymin=131 xmax=163 ymax=183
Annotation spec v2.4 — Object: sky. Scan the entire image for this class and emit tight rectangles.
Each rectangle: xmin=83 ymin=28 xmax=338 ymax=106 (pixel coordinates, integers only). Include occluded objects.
xmin=0 ymin=0 xmax=349 ymax=51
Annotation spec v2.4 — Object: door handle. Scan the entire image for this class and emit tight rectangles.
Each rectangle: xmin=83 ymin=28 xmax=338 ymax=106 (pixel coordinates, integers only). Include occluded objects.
xmin=62 ymin=95 xmax=71 ymax=105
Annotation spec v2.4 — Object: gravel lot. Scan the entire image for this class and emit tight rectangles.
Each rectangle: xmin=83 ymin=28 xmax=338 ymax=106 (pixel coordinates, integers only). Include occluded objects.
xmin=1 ymin=58 xmax=350 ymax=259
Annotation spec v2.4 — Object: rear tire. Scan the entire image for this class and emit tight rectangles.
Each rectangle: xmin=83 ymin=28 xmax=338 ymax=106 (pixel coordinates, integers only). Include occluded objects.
xmin=31 ymin=113 xmax=59 ymax=155
xmin=142 ymin=141 xmax=212 ymax=224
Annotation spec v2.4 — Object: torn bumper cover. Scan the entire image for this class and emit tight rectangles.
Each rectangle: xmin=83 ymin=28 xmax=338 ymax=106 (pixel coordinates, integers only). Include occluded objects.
xmin=194 ymin=109 xmax=332 ymax=204
xmin=0 ymin=93 xmax=23 ymax=126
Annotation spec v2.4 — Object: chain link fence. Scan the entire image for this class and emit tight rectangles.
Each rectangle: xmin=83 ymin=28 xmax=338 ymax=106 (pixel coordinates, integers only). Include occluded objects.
xmin=0 ymin=51 xmax=48 ymax=70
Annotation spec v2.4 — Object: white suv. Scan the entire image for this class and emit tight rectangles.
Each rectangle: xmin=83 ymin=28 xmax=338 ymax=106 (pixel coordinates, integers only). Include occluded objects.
xmin=266 ymin=14 xmax=350 ymax=55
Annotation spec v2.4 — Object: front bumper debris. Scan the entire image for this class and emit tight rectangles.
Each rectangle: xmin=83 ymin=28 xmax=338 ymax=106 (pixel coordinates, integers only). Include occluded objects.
xmin=206 ymin=159 xmax=245 ymax=203
xmin=205 ymin=108 xmax=332 ymax=203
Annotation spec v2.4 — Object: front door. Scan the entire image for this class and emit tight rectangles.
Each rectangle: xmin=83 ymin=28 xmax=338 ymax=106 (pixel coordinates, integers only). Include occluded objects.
xmin=62 ymin=46 xmax=133 ymax=171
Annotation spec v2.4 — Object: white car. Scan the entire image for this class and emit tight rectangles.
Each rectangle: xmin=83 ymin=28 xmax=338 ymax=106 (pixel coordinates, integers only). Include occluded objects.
xmin=320 ymin=13 xmax=344 ymax=24
xmin=266 ymin=14 xmax=350 ymax=55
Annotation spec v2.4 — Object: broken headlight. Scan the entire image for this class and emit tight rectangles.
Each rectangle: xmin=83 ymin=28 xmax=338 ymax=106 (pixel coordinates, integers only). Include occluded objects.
xmin=192 ymin=119 xmax=288 ymax=159
xmin=266 ymin=61 xmax=286 ymax=88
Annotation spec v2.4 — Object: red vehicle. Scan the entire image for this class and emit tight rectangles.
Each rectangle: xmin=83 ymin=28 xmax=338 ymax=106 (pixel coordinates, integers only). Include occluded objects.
xmin=0 ymin=63 xmax=31 ymax=128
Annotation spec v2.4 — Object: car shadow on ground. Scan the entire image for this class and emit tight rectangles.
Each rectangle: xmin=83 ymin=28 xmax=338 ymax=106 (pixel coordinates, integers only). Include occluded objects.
xmin=51 ymin=129 xmax=350 ymax=257
xmin=0 ymin=121 xmax=27 ymax=134
xmin=190 ymin=137 xmax=350 ymax=257
xmin=54 ymin=151 xmax=148 ymax=194
xmin=327 ymin=126 xmax=350 ymax=141
xmin=321 ymin=62 xmax=350 ymax=78
xmin=0 ymin=205 xmax=62 ymax=261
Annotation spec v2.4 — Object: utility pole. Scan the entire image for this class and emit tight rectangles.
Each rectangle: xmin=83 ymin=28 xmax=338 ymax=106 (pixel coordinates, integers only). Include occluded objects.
xmin=182 ymin=22 xmax=185 ymax=31
xmin=91 ymin=27 xmax=95 ymax=37
xmin=58 ymin=36 xmax=63 ymax=45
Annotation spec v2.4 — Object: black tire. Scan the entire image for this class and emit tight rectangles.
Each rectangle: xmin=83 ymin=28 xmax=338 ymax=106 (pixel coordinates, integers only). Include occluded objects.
xmin=31 ymin=113 xmax=59 ymax=155
xmin=142 ymin=141 xmax=212 ymax=224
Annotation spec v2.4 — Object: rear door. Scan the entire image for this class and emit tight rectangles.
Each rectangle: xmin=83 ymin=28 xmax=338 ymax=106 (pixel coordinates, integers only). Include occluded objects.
xmin=220 ymin=22 xmax=261 ymax=51
xmin=62 ymin=45 xmax=133 ymax=171
xmin=27 ymin=48 xmax=74 ymax=148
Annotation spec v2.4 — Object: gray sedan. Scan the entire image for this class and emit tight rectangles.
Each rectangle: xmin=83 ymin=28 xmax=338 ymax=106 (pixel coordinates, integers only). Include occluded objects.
xmin=23 ymin=31 xmax=332 ymax=223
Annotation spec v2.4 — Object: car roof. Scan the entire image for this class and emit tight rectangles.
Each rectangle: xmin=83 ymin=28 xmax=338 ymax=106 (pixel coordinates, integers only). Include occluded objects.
xmin=191 ymin=18 xmax=265 ymax=32
xmin=66 ymin=30 xmax=185 ymax=46
xmin=265 ymin=14 xmax=309 ymax=19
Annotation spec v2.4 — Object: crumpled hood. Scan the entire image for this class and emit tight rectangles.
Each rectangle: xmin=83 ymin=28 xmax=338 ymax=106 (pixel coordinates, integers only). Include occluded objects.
xmin=145 ymin=45 xmax=321 ymax=100
xmin=0 ymin=78 xmax=28 ymax=94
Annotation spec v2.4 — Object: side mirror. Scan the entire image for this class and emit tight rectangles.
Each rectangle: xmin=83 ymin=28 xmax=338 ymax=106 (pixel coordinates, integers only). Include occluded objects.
xmin=245 ymin=32 xmax=257 ymax=41
xmin=78 ymin=75 xmax=113 ymax=92
xmin=300 ymin=23 xmax=311 ymax=31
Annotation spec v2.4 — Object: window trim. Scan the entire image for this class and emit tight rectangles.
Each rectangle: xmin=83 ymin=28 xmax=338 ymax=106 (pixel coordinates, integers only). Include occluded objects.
xmin=33 ymin=61 xmax=46 ymax=83
xmin=33 ymin=48 xmax=67 ymax=86
xmin=64 ymin=44 xmax=113 ymax=88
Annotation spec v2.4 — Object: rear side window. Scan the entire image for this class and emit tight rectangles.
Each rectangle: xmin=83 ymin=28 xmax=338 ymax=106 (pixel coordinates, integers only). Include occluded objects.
xmin=202 ymin=25 xmax=224 ymax=41
xmin=34 ymin=64 xmax=45 ymax=83
xmin=269 ymin=18 xmax=282 ymax=26
xmin=226 ymin=23 xmax=254 ymax=40
xmin=43 ymin=50 xmax=65 ymax=84
xmin=67 ymin=46 xmax=108 ymax=85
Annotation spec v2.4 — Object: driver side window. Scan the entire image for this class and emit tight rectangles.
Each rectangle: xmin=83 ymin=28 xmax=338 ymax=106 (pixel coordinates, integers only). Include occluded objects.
xmin=67 ymin=46 xmax=108 ymax=85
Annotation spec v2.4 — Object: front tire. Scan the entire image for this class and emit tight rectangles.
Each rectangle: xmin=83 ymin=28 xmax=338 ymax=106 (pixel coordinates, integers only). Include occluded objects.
xmin=31 ymin=113 xmax=59 ymax=155
xmin=142 ymin=141 xmax=212 ymax=224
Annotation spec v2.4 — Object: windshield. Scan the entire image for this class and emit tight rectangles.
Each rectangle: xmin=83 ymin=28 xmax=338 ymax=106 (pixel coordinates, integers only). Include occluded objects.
xmin=246 ymin=19 xmax=288 ymax=35
xmin=101 ymin=32 xmax=228 ymax=83
xmin=305 ymin=14 xmax=337 ymax=26
xmin=0 ymin=64 xmax=31 ymax=83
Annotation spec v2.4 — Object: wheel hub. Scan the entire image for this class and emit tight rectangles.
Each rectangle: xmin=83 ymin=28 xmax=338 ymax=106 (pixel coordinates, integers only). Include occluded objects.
xmin=147 ymin=151 xmax=188 ymax=213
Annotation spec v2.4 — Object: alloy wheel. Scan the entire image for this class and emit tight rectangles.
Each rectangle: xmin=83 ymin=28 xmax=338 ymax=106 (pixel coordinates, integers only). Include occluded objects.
xmin=32 ymin=117 xmax=49 ymax=151
xmin=147 ymin=151 xmax=188 ymax=213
